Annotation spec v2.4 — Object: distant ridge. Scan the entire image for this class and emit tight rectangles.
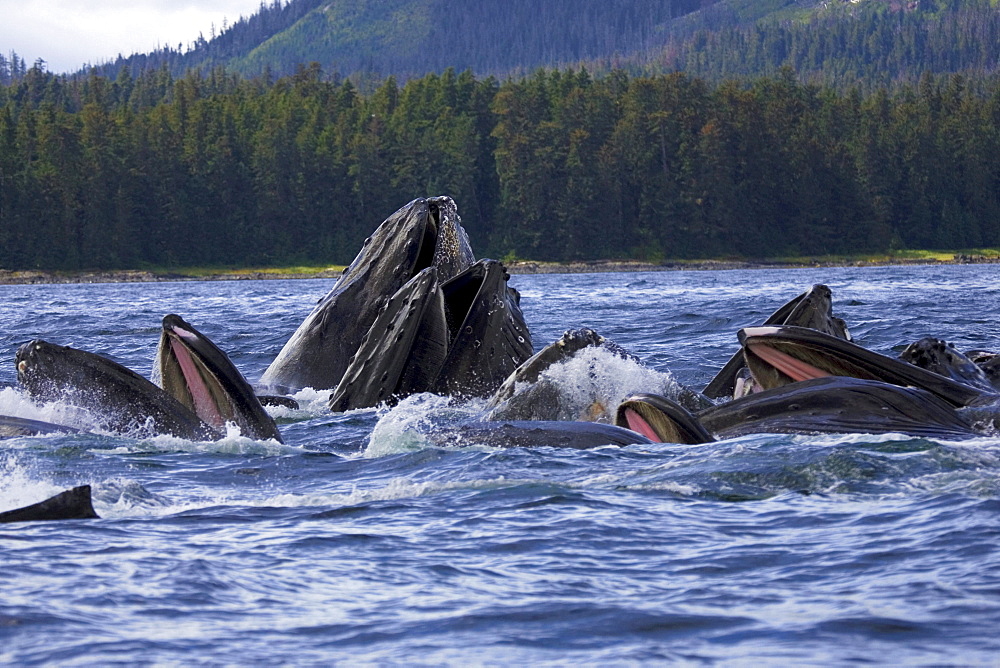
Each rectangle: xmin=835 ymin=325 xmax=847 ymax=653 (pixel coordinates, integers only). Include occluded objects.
xmin=87 ymin=0 xmax=714 ymax=81
xmin=72 ymin=0 xmax=1000 ymax=89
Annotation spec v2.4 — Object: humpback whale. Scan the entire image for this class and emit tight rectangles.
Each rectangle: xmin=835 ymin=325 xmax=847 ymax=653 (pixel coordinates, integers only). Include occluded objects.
xmin=16 ymin=340 xmax=216 ymax=440
xmin=704 ymin=284 xmax=851 ymax=399
xmin=0 ymin=414 xmax=82 ymax=437
xmin=617 ymin=376 xmax=982 ymax=443
xmin=328 ymin=267 xmax=447 ymax=411
xmin=737 ymin=326 xmax=995 ymax=407
xmin=432 ymin=259 xmax=532 ymax=397
xmin=427 ymin=420 xmax=653 ymax=449
xmin=0 ymin=485 xmax=100 ymax=523
xmin=260 ymin=196 xmax=476 ymax=393
xmin=484 ymin=328 xmax=710 ymax=423
xmin=485 ymin=328 xmax=625 ymax=422
xmin=328 ymin=259 xmax=532 ymax=411
xmin=899 ymin=337 xmax=998 ymax=394
xmin=157 ymin=314 xmax=284 ymax=442
xmin=966 ymin=350 xmax=1000 ymax=391
xmin=616 ymin=392 xmax=716 ymax=444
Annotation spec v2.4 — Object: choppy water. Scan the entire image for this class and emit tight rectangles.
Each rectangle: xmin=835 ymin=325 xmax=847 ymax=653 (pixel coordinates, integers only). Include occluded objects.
xmin=2 ymin=264 xmax=1000 ymax=664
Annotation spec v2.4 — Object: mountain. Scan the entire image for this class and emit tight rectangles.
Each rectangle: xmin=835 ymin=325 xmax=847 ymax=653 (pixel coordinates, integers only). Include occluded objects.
xmin=3 ymin=2 xmax=1000 ymax=270
xmin=79 ymin=0 xmax=1000 ymax=90
xmin=90 ymin=0 xmax=714 ymax=82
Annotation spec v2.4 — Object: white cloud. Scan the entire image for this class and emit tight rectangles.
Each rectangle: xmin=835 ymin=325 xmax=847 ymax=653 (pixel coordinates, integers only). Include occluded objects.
xmin=0 ymin=0 xmax=267 ymax=73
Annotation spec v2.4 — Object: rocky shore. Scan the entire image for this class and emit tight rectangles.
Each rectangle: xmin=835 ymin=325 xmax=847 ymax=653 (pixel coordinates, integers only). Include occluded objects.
xmin=1 ymin=254 xmax=997 ymax=285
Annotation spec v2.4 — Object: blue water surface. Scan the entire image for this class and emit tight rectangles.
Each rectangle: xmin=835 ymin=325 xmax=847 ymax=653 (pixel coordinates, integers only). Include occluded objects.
xmin=2 ymin=264 xmax=1000 ymax=664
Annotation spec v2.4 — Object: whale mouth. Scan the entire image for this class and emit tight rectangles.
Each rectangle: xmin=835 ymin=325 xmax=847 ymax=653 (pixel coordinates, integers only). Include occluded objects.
xmin=158 ymin=314 xmax=283 ymax=442
xmin=743 ymin=340 xmax=836 ymax=383
xmin=15 ymin=338 xmax=216 ymax=440
xmin=614 ymin=394 xmax=714 ymax=445
xmin=257 ymin=196 xmax=477 ymax=395
xmin=440 ymin=261 xmax=488 ymax=343
xmin=160 ymin=320 xmax=231 ymax=430
xmin=737 ymin=326 xmax=993 ymax=408
xmin=739 ymin=326 xmax=880 ymax=390
xmin=413 ymin=201 xmax=441 ymax=276
xmin=621 ymin=407 xmax=666 ymax=442
xmin=167 ymin=331 xmax=222 ymax=427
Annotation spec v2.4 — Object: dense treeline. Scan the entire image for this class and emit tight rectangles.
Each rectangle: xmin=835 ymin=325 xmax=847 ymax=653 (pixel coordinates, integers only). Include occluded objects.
xmin=658 ymin=0 xmax=1000 ymax=89
xmin=1 ymin=63 xmax=999 ymax=271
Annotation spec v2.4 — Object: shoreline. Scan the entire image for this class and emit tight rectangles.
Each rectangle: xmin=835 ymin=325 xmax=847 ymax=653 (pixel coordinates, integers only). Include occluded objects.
xmin=1 ymin=254 xmax=998 ymax=286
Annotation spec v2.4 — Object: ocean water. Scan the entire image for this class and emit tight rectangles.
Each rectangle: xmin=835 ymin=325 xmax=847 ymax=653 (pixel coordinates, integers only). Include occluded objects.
xmin=2 ymin=264 xmax=1000 ymax=664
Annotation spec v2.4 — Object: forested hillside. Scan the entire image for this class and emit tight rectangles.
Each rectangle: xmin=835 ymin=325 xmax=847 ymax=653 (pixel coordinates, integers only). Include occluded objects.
xmin=3 ymin=0 xmax=1000 ymax=271
xmin=658 ymin=0 xmax=1000 ymax=89
xmin=84 ymin=0 xmax=711 ymax=82
xmin=85 ymin=0 xmax=325 ymax=81
xmin=1 ymin=64 xmax=998 ymax=271
xmin=61 ymin=0 xmax=1000 ymax=90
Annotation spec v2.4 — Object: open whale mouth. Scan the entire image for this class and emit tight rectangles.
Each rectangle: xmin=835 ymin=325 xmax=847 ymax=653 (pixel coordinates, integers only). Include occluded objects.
xmin=738 ymin=326 xmax=991 ymax=407
xmin=413 ymin=200 xmax=442 ymax=276
xmin=327 ymin=257 xmax=531 ymax=412
xmin=440 ymin=260 xmax=526 ymax=352
xmin=741 ymin=327 xmax=861 ymax=385
xmin=405 ymin=196 xmax=468 ymax=284
xmin=160 ymin=318 xmax=229 ymax=429
xmin=441 ymin=261 xmax=490 ymax=343
xmin=615 ymin=394 xmax=714 ymax=444
xmin=618 ymin=403 xmax=670 ymax=442
xmin=435 ymin=259 xmax=532 ymax=397
xmin=257 ymin=196 xmax=478 ymax=395
xmin=158 ymin=315 xmax=282 ymax=442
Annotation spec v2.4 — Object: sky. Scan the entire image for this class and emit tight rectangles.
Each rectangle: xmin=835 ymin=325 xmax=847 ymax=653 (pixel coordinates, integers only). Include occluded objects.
xmin=0 ymin=0 xmax=268 ymax=73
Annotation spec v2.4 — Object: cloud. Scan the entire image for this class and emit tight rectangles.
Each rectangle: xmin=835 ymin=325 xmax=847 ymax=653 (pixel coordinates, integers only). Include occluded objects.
xmin=0 ymin=0 xmax=265 ymax=73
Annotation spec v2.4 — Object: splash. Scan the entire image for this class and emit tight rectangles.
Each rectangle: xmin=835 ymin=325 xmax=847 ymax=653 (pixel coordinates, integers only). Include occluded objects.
xmin=489 ymin=345 xmax=687 ymax=422
xmin=91 ymin=424 xmax=303 ymax=456
xmin=263 ymin=387 xmax=334 ymax=419
xmin=0 ymin=453 xmax=83 ymax=514
xmin=0 ymin=385 xmax=90 ymax=429
xmin=365 ymin=393 xmax=479 ymax=457
xmin=363 ymin=346 xmax=692 ymax=456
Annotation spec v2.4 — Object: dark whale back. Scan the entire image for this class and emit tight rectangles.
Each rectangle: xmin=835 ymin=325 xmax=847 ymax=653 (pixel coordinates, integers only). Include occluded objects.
xmin=0 ymin=486 xmax=99 ymax=524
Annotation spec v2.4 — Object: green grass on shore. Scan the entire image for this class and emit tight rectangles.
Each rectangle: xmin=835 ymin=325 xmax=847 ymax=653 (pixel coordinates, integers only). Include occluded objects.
xmin=136 ymin=248 xmax=1000 ymax=277
xmin=165 ymin=265 xmax=349 ymax=278
xmin=768 ymin=248 xmax=1000 ymax=265
xmin=5 ymin=248 xmax=998 ymax=284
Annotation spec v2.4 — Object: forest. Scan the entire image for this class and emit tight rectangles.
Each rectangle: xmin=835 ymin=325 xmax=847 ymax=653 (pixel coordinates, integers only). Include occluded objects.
xmin=659 ymin=0 xmax=1000 ymax=90
xmin=1 ymin=60 xmax=998 ymax=271
xmin=75 ymin=0 xmax=711 ymax=83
